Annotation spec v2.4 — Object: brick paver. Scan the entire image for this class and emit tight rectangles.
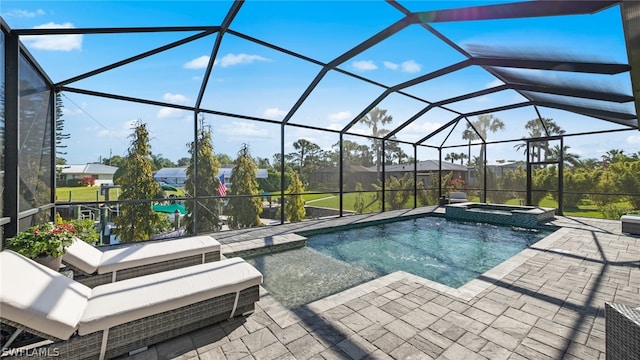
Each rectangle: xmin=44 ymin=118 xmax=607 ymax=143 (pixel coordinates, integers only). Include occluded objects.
xmin=121 ymin=211 xmax=639 ymax=360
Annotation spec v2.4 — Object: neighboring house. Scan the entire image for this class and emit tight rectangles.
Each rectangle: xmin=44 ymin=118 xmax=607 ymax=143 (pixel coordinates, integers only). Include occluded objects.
xmin=57 ymin=163 xmax=119 ymax=186
xmin=153 ymin=167 xmax=268 ymax=188
xmin=486 ymin=160 xmax=524 ymax=177
xmin=309 ymin=165 xmax=376 ymax=191
xmin=381 ymin=160 xmax=469 ymax=188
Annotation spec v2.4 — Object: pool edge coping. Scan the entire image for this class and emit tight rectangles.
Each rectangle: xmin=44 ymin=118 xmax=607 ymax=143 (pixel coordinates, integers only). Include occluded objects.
xmin=253 ymin=226 xmax=571 ymax=328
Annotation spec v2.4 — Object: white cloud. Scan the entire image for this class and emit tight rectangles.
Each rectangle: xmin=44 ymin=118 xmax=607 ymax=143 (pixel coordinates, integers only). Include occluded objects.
xmin=184 ymin=53 xmax=270 ymax=69
xmin=215 ymin=53 xmax=270 ymax=68
xmin=157 ymin=107 xmax=184 ymax=119
xmin=98 ymin=119 xmax=137 ymax=138
xmin=218 ymin=121 xmax=269 ymax=139
xmin=401 ymin=60 xmax=421 ymax=73
xmin=162 ymin=93 xmax=190 ymax=104
xmin=352 ymin=60 xmax=377 ymax=72
xmin=263 ymin=107 xmax=287 ymax=119
xmin=328 ymin=111 xmax=352 ymax=122
xmin=401 ymin=121 xmax=443 ymax=142
xmin=22 ymin=22 xmax=82 ymax=51
xmin=383 ymin=61 xmax=399 ymax=70
xmin=62 ymin=107 xmax=83 ymax=115
xmin=627 ymin=134 xmax=640 ymax=145
xmin=184 ymin=55 xmax=210 ymax=69
xmin=3 ymin=9 xmax=45 ymax=17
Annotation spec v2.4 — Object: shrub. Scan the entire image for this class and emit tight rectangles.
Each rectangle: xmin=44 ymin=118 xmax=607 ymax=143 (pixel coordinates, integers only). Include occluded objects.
xmin=80 ymin=176 xmax=96 ymax=186
xmin=7 ymin=221 xmax=77 ymax=258
xmin=69 ymin=218 xmax=100 ymax=245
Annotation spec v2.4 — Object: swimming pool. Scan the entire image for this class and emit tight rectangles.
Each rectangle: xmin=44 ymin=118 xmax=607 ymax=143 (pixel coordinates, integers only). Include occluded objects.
xmin=246 ymin=217 xmax=552 ymax=309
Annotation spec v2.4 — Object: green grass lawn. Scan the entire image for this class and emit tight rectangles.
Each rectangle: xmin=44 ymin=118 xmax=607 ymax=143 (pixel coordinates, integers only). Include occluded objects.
xmin=56 ymin=187 xmax=105 ymax=202
xmin=56 ymin=187 xmax=184 ymax=203
xmin=57 ymin=186 xmax=631 ymax=220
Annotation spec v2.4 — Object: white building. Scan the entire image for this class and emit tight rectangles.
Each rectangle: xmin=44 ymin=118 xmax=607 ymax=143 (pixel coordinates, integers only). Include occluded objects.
xmin=57 ymin=163 xmax=119 ymax=186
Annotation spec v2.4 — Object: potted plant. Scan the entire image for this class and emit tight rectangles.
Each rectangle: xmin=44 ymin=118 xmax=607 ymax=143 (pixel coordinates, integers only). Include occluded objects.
xmin=6 ymin=221 xmax=77 ymax=271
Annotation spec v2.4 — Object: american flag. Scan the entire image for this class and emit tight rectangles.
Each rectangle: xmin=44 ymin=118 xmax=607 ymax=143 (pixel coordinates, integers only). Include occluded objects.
xmin=218 ymin=174 xmax=227 ymax=197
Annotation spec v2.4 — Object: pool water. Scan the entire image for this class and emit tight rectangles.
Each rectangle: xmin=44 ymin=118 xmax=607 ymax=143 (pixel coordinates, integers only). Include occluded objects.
xmin=246 ymin=217 xmax=551 ymax=309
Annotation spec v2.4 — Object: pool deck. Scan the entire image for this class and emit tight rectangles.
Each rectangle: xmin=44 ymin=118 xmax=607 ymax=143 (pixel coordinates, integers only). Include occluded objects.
xmin=121 ymin=207 xmax=639 ymax=360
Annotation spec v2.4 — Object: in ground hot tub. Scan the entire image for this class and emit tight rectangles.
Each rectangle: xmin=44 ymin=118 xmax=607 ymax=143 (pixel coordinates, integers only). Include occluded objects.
xmin=445 ymin=202 xmax=556 ymax=228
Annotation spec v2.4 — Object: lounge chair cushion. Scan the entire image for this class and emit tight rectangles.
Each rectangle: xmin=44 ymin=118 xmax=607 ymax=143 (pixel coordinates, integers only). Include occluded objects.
xmin=0 ymin=250 xmax=91 ymax=340
xmin=64 ymin=235 xmax=221 ymax=275
xmin=96 ymin=235 xmax=221 ymax=274
xmin=78 ymin=257 xmax=262 ymax=335
xmin=64 ymin=238 xmax=104 ymax=274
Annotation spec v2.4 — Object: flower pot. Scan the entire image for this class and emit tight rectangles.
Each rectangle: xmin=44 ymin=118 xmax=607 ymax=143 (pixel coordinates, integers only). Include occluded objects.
xmin=34 ymin=255 xmax=63 ymax=271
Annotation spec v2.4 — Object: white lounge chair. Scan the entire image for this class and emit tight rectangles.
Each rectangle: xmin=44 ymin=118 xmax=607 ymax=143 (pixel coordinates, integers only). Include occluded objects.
xmin=63 ymin=235 xmax=221 ymax=287
xmin=1 ymin=250 xmax=262 ymax=360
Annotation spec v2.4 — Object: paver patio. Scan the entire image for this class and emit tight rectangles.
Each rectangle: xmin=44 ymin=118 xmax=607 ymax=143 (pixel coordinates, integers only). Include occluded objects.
xmin=120 ymin=208 xmax=639 ymax=360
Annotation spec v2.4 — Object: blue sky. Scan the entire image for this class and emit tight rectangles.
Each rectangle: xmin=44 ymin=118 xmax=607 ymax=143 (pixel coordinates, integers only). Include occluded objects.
xmin=2 ymin=1 xmax=638 ymax=165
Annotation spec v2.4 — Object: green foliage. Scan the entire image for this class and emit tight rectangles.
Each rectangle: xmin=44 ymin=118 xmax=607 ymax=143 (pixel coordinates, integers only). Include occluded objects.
xmin=184 ymin=118 xmax=222 ymax=234
xmin=599 ymin=203 xmax=632 ymax=220
xmin=55 ymin=93 xmax=70 ymax=164
xmin=562 ymin=169 xmax=591 ymax=209
xmin=228 ymin=144 xmax=263 ymax=229
xmin=153 ymin=214 xmax=173 ymax=234
xmin=609 ymin=160 xmax=640 ymax=209
xmin=591 ymin=169 xmax=619 ymax=207
xmin=7 ymin=221 xmax=76 ymax=258
xmin=113 ymin=121 xmax=164 ymax=242
xmin=285 ymin=171 xmax=306 ymax=222
xmin=416 ymin=180 xmax=432 ymax=206
xmin=487 ymin=169 xmax=509 ymax=204
xmin=373 ymin=173 xmax=413 ymax=210
xmin=353 ymin=182 xmax=365 ymax=214
xmin=359 ymin=107 xmax=393 ymax=174
xmin=69 ymin=218 xmax=100 ymax=245
xmin=531 ymin=166 xmax=555 ymax=205
xmin=499 ymin=166 xmax=526 ymax=203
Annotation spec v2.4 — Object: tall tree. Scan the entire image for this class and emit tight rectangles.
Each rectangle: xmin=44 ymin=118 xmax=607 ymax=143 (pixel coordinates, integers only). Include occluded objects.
xmin=601 ymin=149 xmax=626 ymax=165
xmin=55 ymin=93 xmax=70 ymax=166
xmin=285 ymin=171 xmax=306 ymax=222
xmin=384 ymin=139 xmax=407 ymax=164
xmin=547 ymin=145 xmax=580 ymax=167
xmin=102 ymin=155 xmax=125 ymax=167
xmin=462 ymin=114 xmax=504 ymax=202
xmin=184 ymin=116 xmax=222 ymax=233
xmin=114 ymin=121 xmax=164 ymax=242
xmin=150 ymin=153 xmax=176 ymax=170
xmin=227 ymin=144 xmax=263 ymax=229
xmin=176 ymin=157 xmax=191 ymax=167
xmin=458 ymin=152 xmax=467 ymax=165
xmin=359 ymin=107 xmax=393 ymax=174
xmin=445 ymin=152 xmax=459 ymax=164
xmin=514 ymin=118 xmax=564 ymax=163
xmin=291 ymin=138 xmax=321 ymax=182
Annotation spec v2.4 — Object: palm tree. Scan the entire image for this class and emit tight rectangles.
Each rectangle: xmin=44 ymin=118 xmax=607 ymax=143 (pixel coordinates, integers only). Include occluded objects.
xmin=444 ymin=152 xmax=459 ymax=164
xmin=514 ymin=118 xmax=564 ymax=162
xmin=359 ymin=107 xmax=393 ymax=174
xmin=462 ymin=114 xmax=504 ymax=201
xmin=462 ymin=114 xmax=504 ymax=168
xmin=601 ymin=149 xmax=626 ymax=165
xmin=547 ymin=145 xmax=581 ymax=167
xmin=458 ymin=153 xmax=467 ymax=166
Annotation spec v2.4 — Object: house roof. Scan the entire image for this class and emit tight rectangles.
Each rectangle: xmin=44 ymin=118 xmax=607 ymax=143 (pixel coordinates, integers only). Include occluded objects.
xmin=374 ymin=160 xmax=469 ymax=173
xmin=57 ymin=163 xmax=118 ymax=175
